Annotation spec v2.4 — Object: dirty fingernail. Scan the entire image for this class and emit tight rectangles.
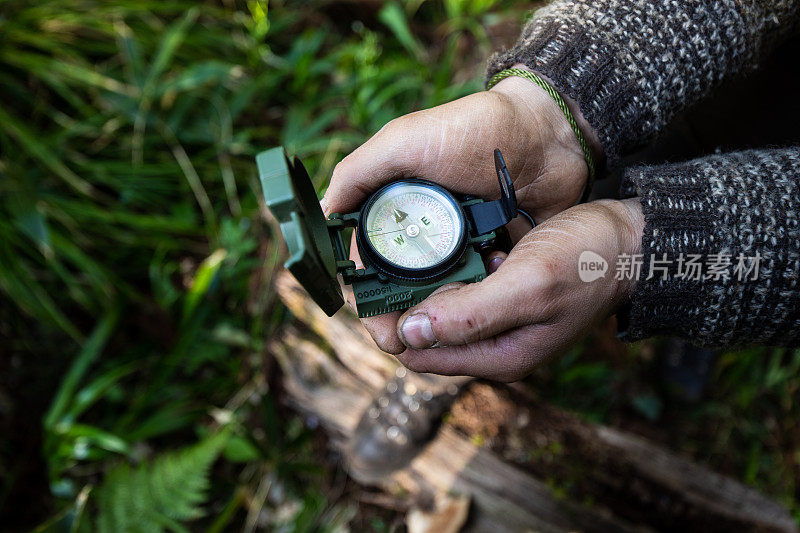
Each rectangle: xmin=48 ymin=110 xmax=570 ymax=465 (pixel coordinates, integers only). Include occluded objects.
xmin=400 ymin=313 xmax=437 ymax=349
xmin=488 ymin=256 xmax=505 ymax=273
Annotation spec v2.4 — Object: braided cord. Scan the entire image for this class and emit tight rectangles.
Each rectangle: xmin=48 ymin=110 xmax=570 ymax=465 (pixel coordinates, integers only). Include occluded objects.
xmin=487 ymin=67 xmax=596 ymax=202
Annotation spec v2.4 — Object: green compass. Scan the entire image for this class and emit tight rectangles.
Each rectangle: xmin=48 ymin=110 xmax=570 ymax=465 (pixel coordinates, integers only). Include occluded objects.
xmin=257 ymin=147 xmax=520 ymax=318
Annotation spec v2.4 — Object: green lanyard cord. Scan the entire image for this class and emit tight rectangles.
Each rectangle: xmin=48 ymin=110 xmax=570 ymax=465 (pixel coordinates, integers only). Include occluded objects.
xmin=487 ymin=67 xmax=596 ymax=203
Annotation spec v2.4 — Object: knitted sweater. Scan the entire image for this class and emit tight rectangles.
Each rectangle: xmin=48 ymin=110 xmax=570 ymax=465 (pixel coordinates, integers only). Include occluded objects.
xmin=487 ymin=1 xmax=800 ymax=345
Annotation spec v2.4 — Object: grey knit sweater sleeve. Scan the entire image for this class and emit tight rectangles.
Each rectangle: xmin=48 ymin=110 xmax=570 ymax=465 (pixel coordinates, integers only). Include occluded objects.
xmin=487 ymin=0 xmax=799 ymax=162
xmin=620 ymin=148 xmax=800 ymax=346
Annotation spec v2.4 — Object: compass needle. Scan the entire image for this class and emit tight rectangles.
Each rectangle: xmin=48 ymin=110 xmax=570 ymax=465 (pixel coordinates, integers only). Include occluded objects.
xmin=367 ymin=229 xmax=404 ymax=237
xmin=393 ymin=208 xmax=409 ymax=225
xmin=362 ymin=183 xmax=465 ymax=271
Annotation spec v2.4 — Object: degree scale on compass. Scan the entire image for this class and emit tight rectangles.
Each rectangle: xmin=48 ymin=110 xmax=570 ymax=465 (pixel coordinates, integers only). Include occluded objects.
xmin=363 ymin=182 xmax=464 ymax=270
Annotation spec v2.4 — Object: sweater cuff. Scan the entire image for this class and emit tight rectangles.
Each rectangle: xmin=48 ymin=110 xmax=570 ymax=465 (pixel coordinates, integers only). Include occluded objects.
xmin=617 ymin=161 xmax=716 ymax=342
xmin=618 ymin=149 xmax=800 ymax=346
xmin=486 ymin=1 xmax=800 ymax=166
xmin=487 ymin=19 xmax=633 ymax=165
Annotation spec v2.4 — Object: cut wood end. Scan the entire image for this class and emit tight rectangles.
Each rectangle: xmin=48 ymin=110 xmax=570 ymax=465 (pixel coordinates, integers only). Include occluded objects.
xmin=407 ymin=493 xmax=471 ymax=533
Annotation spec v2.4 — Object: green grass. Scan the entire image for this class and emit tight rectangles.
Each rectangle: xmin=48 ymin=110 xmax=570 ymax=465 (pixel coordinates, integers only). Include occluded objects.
xmin=530 ymin=338 xmax=800 ymax=519
xmin=1 ymin=0 xmax=798 ymax=530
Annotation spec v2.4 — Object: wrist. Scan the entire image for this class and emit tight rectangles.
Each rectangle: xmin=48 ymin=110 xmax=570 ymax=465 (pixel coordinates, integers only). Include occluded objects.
xmin=488 ymin=64 xmax=604 ymax=197
xmin=489 ymin=71 xmax=585 ymax=165
xmin=488 ymin=73 xmax=588 ymax=204
xmin=612 ymin=197 xmax=645 ymax=301
xmin=520 ymin=65 xmax=605 ymax=168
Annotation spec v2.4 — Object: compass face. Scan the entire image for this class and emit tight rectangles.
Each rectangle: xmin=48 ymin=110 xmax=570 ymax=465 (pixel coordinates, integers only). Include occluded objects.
xmin=360 ymin=180 xmax=466 ymax=275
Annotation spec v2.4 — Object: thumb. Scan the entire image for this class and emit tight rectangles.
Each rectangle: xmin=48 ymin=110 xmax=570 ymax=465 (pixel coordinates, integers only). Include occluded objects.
xmin=396 ymin=257 xmax=544 ymax=349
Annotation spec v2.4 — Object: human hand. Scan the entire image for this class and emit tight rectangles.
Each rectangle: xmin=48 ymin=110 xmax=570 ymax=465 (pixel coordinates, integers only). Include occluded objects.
xmin=362 ymin=198 xmax=645 ymax=381
xmin=321 ymin=65 xmax=600 ymax=226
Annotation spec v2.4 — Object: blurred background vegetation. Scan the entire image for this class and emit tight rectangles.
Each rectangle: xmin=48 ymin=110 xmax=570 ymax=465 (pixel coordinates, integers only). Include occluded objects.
xmin=0 ymin=0 xmax=798 ymax=530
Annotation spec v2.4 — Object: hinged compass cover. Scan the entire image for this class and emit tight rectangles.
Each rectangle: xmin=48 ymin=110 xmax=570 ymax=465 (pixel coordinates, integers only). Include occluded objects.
xmin=256 ymin=147 xmax=344 ymax=316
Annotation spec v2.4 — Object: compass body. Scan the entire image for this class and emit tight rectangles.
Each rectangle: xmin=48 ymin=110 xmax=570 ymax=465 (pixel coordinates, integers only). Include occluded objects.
xmin=256 ymin=146 xmax=519 ymax=318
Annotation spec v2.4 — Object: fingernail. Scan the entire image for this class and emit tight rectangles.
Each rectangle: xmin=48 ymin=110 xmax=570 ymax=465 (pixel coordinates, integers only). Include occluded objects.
xmin=488 ymin=256 xmax=505 ymax=273
xmin=400 ymin=313 xmax=437 ymax=349
xmin=320 ymin=197 xmax=329 ymax=216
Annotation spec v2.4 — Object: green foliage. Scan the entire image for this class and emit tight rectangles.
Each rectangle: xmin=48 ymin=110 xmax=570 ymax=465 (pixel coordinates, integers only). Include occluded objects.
xmin=695 ymin=347 xmax=800 ymax=502
xmin=1 ymin=0 xmax=517 ymax=529
xmin=94 ymin=430 xmax=230 ymax=533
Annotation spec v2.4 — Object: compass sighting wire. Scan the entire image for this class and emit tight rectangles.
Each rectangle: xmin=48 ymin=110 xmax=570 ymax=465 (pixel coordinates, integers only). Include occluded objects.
xmin=516 ymin=208 xmax=535 ymax=229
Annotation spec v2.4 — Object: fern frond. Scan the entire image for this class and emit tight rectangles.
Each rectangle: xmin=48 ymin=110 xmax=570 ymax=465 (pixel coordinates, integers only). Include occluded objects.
xmin=95 ymin=429 xmax=230 ymax=533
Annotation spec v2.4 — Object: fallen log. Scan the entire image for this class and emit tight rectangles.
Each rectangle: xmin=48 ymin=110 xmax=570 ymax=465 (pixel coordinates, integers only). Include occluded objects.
xmin=271 ymin=328 xmax=645 ymax=533
xmin=272 ymin=271 xmax=797 ymax=532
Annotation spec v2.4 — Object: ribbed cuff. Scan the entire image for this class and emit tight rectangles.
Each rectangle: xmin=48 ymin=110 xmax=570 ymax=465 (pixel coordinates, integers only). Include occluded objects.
xmin=617 ymin=161 xmax=716 ymax=342
xmin=618 ymin=149 xmax=800 ymax=347
xmin=487 ymin=20 xmax=632 ymax=165
xmin=486 ymin=1 xmax=799 ymax=167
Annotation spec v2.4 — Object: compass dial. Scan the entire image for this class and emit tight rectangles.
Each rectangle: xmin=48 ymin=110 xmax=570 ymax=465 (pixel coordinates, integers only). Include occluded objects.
xmin=358 ymin=180 xmax=467 ymax=276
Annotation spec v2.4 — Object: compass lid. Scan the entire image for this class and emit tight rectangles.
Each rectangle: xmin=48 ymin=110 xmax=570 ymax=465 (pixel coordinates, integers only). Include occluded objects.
xmin=256 ymin=147 xmax=344 ymax=316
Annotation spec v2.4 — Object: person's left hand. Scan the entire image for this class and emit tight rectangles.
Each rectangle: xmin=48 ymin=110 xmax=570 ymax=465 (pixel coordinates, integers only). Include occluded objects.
xmin=357 ymin=197 xmax=645 ymax=381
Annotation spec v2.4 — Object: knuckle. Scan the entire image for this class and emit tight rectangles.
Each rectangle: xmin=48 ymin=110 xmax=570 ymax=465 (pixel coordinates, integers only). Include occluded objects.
xmin=426 ymin=286 xmax=488 ymax=344
xmin=331 ymin=158 xmax=346 ymax=177
xmin=330 ymin=156 xmax=355 ymax=185
xmin=443 ymin=309 xmax=486 ymax=344
xmin=331 ymin=149 xmax=358 ymax=177
xmin=377 ymin=115 xmax=409 ymax=138
xmin=528 ymin=262 xmax=562 ymax=303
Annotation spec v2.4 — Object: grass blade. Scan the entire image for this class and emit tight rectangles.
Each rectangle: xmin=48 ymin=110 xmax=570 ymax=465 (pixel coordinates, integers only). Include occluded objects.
xmin=0 ymin=106 xmax=96 ymax=198
xmin=44 ymin=308 xmax=121 ymax=430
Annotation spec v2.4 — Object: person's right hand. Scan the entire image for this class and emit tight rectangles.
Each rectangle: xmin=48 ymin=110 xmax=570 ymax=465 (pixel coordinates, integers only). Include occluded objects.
xmin=356 ymin=197 xmax=645 ymax=378
xmin=321 ymin=66 xmax=600 ymax=227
